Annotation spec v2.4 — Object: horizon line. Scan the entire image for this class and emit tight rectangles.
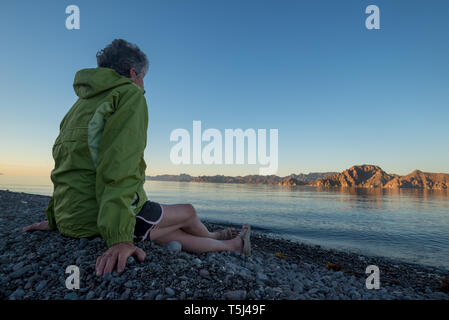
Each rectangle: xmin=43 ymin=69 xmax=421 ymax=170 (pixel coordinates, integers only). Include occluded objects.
xmin=2 ymin=164 xmax=449 ymax=178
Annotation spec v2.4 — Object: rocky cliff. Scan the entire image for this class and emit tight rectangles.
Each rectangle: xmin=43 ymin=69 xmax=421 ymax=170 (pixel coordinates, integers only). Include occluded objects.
xmin=312 ymin=165 xmax=449 ymax=190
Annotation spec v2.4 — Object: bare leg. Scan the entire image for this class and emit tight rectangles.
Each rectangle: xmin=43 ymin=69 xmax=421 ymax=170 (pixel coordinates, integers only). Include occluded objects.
xmin=147 ymin=203 xmax=241 ymax=252
xmin=181 ymin=215 xmax=216 ymax=239
xmin=150 ymin=203 xmax=220 ymax=240
xmin=173 ymin=205 xmax=238 ymax=239
xmin=154 ymin=204 xmax=197 ymax=229
xmin=152 ymin=228 xmax=243 ymax=254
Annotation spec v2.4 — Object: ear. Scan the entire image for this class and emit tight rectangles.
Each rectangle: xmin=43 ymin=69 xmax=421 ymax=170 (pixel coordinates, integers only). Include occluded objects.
xmin=129 ymin=67 xmax=136 ymax=78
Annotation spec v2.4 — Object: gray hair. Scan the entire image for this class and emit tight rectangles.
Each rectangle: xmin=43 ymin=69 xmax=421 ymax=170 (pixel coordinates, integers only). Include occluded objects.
xmin=96 ymin=39 xmax=149 ymax=77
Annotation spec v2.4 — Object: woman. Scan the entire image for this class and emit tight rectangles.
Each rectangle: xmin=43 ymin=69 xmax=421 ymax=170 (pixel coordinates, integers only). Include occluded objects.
xmin=22 ymin=39 xmax=251 ymax=276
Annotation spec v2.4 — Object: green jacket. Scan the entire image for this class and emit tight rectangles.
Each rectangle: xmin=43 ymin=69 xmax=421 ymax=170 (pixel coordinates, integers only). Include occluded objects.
xmin=45 ymin=67 xmax=149 ymax=247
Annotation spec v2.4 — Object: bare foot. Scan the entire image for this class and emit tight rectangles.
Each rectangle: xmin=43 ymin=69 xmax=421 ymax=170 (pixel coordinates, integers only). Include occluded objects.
xmin=212 ymin=227 xmax=238 ymax=240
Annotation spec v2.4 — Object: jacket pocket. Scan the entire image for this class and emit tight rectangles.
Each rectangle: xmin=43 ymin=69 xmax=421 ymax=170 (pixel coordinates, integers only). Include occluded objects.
xmin=131 ymin=187 xmax=147 ymax=215
xmin=131 ymin=192 xmax=139 ymax=207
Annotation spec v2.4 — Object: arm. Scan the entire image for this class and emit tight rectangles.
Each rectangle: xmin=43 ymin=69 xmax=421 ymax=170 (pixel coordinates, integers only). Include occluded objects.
xmin=22 ymin=196 xmax=57 ymax=232
xmin=95 ymin=87 xmax=148 ymax=248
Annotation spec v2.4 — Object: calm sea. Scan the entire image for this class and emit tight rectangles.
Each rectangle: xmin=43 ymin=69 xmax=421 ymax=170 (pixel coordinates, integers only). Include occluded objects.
xmin=1 ymin=175 xmax=448 ymax=269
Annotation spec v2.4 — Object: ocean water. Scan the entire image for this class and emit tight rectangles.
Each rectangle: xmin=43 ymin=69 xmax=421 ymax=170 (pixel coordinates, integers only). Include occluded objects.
xmin=1 ymin=175 xmax=448 ymax=269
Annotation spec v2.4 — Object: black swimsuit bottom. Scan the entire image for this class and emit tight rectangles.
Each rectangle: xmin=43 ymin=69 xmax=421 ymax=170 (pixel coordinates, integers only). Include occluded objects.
xmin=133 ymin=200 xmax=164 ymax=242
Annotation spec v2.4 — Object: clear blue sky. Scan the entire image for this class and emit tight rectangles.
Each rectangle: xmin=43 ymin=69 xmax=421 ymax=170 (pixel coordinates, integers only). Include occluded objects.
xmin=0 ymin=0 xmax=448 ymax=176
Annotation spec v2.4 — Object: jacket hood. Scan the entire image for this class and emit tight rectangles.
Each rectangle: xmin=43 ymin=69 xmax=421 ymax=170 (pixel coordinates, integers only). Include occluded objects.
xmin=73 ymin=67 xmax=136 ymax=99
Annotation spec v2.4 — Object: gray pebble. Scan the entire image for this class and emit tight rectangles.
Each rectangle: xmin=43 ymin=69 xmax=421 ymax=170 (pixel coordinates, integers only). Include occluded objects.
xmin=165 ymin=287 xmax=175 ymax=296
xmin=165 ymin=241 xmax=182 ymax=254
xmin=144 ymin=290 xmax=159 ymax=300
xmin=293 ymin=282 xmax=304 ymax=293
xmin=86 ymin=291 xmax=96 ymax=299
xmin=120 ymin=288 xmax=130 ymax=300
xmin=79 ymin=238 xmax=89 ymax=249
xmin=199 ymin=269 xmax=210 ymax=278
xmin=36 ymin=279 xmax=48 ymax=291
xmin=10 ymin=288 xmax=25 ymax=299
xmin=64 ymin=292 xmax=78 ymax=300
xmin=103 ymin=272 xmax=112 ymax=282
xmin=10 ymin=265 xmax=33 ymax=279
xmin=13 ymin=261 xmax=25 ymax=271
xmin=256 ymin=272 xmax=269 ymax=282
xmin=223 ymin=290 xmax=246 ymax=300
xmin=106 ymin=292 xmax=116 ymax=299
xmin=0 ymin=254 xmax=9 ymax=264
xmin=24 ymin=280 xmax=33 ymax=290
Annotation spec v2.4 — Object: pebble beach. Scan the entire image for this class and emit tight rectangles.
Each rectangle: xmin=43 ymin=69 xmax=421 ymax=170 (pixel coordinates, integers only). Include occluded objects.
xmin=0 ymin=189 xmax=448 ymax=300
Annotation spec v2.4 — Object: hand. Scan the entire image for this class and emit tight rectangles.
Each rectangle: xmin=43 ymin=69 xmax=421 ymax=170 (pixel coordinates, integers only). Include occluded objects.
xmin=95 ymin=242 xmax=146 ymax=277
xmin=23 ymin=220 xmax=53 ymax=232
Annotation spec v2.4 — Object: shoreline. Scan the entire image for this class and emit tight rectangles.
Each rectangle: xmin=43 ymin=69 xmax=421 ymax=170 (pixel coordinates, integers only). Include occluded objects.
xmin=0 ymin=189 xmax=448 ymax=300
xmin=213 ymin=220 xmax=449 ymax=272
xmin=147 ymin=178 xmax=449 ymax=191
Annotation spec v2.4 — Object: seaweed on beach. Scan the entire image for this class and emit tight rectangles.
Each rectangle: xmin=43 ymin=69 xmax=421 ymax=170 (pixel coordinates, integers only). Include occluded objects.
xmin=436 ymin=278 xmax=449 ymax=293
xmin=326 ymin=262 xmax=343 ymax=272
xmin=275 ymin=252 xmax=287 ymax=259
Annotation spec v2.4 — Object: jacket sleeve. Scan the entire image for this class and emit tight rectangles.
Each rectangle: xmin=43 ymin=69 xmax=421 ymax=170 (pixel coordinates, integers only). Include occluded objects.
xmin=95 ymin=87 xmax=148 ymax=247
xmin=45 ymin=196 xmax=57 ymax=229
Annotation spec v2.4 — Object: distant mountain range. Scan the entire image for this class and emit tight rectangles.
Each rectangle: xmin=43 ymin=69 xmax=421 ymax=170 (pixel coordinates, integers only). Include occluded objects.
xmin=147 ymin=172 xmax=337 ymax=186
xmin=311 ymin=165 xmax=449 ymax=190
xmin=147 ymin=165 xmax=449 ymax=190
xmin=147 ymin=174 xmax=195 ymax=182
xmin=147 ymin=172 xmax=336 ymax=186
